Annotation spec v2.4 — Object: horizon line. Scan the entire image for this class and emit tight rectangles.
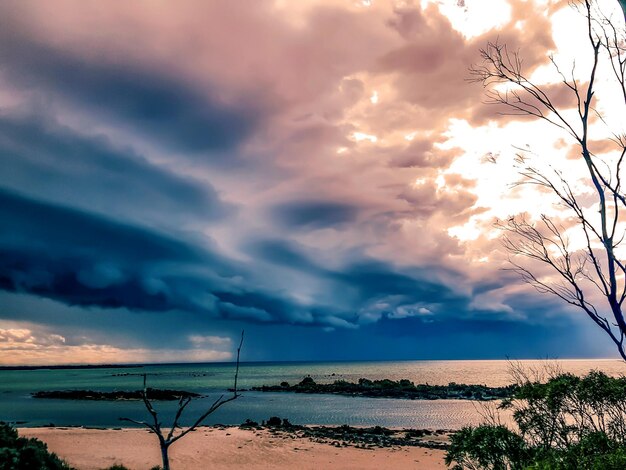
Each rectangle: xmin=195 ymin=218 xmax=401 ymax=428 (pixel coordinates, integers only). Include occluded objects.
xmin=0 ymin=356 xmax=622 ymax=371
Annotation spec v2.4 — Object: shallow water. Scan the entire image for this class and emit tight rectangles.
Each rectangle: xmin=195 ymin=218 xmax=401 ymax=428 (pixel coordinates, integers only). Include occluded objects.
xmin=1 ymin=359 xmax=624 ymax=429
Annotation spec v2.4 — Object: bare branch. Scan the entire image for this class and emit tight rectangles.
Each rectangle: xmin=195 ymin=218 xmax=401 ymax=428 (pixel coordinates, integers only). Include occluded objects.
xmin=481 ymin=1 xmax=626 ymax=360
xmin=120 ymin=331 xmax=245 ymax=470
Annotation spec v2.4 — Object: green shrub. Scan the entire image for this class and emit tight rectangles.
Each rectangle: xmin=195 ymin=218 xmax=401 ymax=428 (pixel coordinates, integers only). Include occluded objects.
xmin=446 ymin=425 xmax=531 ymax=470
xmin=0 ymin=422 xmax=72 ymax=470
xmin=529 ymin=433 xmax=626 ymax=470
xmin=446 ymin=371 xmax=626 ymax=470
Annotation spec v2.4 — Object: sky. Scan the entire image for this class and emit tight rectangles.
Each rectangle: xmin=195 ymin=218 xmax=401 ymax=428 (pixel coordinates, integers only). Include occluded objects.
xmin=1 ymin=0 xmax=624 ymax=365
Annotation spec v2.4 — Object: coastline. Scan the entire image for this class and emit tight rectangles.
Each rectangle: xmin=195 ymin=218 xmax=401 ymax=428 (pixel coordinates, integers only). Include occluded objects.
xmin=5 ymin=359 xmax=624 ymax=430
xmin=20 ymin=425 xmax=448 ymax=470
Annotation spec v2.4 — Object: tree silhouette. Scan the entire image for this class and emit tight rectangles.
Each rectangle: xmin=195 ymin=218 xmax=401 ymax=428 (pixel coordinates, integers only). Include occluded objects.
xmin=470 ymin=1 xmax=626 ymax=359
xmin=120 ymin=331 xmax=244 ymax=470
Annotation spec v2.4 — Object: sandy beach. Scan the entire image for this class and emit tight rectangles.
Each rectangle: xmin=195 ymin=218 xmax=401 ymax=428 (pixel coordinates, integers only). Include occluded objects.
xmin=21 ymin=426 xmax=448 ymax=470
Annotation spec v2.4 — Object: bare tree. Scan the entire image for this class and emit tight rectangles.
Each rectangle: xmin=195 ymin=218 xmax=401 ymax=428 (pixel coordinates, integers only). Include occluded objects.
xmin=120 ymin=331 xmax=244 ymax=470
xmin=470 ymin=1 xmax=626 ymax=359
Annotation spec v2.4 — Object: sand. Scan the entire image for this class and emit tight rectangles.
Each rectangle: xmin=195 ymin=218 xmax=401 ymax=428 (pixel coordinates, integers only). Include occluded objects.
xmin=21 ymin=426 xmax=448 ymax=470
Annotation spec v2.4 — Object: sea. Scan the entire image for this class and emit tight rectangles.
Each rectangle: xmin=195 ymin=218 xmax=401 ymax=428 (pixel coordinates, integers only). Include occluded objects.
xmin=2 ymin=359 xmax=625 ymax=430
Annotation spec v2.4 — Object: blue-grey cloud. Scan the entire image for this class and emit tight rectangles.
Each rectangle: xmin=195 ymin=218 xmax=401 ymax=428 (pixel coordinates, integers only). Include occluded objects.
xmin=0 ymin=189 xmax=206 ymax=310
xmin=0 ymin=113 xmax=232 ymax=226
xmin=246 ymin=237 xmax=461 ymax=319
xmin=0 ymin=189 xmax=467 ymax=330
xmin=246 ymin=239 xmax=327 ymax=276
xmin=271 ymin=200 xmax=359 ymax=230
xmin=0 ymin=190 xmax=352 ymax=326
xmin=337 ymin=260 xmax=453 ymax=302
xmin=0 ymin=30 xmax=261 ymax=155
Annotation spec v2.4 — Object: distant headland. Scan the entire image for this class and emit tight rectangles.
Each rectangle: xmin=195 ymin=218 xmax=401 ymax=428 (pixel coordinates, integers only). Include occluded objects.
xmin=252 ymin=376 xmax=517 ymax=401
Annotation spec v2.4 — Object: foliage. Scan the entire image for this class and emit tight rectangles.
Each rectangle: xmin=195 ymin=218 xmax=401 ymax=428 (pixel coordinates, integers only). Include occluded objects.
xmin=0 ymin=422 xmax=72 ymax=470
xmin=445 ymin=425 xmax=531 ymax=470
xmin=529 ymin=432 xmax=626 ymax=470
xmin=445 ymin=371 xmax=626 ymax=469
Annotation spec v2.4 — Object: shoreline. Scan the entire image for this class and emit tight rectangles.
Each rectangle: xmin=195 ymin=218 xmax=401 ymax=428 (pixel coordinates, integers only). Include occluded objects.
xmin=20 ymin=425 xmax=449 ymax=469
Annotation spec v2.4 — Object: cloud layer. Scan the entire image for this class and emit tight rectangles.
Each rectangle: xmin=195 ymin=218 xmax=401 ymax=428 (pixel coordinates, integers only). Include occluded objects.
xmin=0 ymin=0 xmax=612 ymax=363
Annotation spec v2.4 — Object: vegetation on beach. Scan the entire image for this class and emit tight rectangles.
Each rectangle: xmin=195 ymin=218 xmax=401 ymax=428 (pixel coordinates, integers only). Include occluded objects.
xmin=446 ymin=371 xmax=626 ymax=470
xmin=253 ymin=376 xmax=517 ymax=401
xmin=240 ymin=417 xmax=450 ymax=450
xmin=0 ymin=422 xmax=72 ymax=470
xmin=32 ymin=389 xmax=200 ymax=401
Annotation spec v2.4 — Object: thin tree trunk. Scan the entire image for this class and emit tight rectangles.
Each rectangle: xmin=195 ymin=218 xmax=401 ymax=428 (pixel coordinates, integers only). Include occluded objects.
xmin=160 ymin=442 xmax=170 ymax=470
xmin=120 ymin=332 xmax=244 ymax=470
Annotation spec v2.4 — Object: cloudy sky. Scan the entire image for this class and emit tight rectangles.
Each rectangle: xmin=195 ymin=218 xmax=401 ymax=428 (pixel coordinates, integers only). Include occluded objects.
xmin=1 ymin=0 xmax=623 ymax=365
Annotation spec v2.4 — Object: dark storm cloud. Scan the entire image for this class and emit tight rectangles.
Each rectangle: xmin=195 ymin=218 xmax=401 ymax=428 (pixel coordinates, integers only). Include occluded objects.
xmin=247 ymin=237 xmax=459 ymax=314
xmin=337 ymin=260 xmax=453 ymax=301
xmin=271 ymin=200 xmax=359 ymax=229
xmin=0 ymin=113 xmax=232 ymax=225
xmin=0 ymin=190 xmax=293 ymax=320
xmin=0 ymin=184 xmax=468 ymax=328
xmin=0 ymin=190 xmax=353 ymax=326
xmin=246 ymin=239 xmax=327 ymax=276
xmin=0 ymin=32 xmax=260 ymax=154
xmin=0 ymin=189 xmax=209 ymax=310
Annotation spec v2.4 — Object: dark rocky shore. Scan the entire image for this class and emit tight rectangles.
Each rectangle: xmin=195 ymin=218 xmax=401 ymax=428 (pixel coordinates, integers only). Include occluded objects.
xmin=251 ymin=376 xmax=516 ymax=400
xmin=32 ymin=389 xmax=200 ymax=401
xmin=239 ymin=417 xmax=450 ymax=450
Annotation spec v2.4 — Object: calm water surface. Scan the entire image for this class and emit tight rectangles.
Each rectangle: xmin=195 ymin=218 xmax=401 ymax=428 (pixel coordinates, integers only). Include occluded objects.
xmin=1 ymin=359 xmax=624 ymax=429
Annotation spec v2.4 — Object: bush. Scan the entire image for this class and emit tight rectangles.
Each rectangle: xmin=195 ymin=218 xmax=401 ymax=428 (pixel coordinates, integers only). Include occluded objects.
xmin=529 ymin=433 xmax=626 ymax=470
xmin=446 ymin=371 xmax=626 ymax=470
xmin=266 ymin=416 xmax=282 ymax=426
xmin=446 ymin=425 xmax=531 ymax=470
xmin=0 ymin=422 xmax=72 ymax=470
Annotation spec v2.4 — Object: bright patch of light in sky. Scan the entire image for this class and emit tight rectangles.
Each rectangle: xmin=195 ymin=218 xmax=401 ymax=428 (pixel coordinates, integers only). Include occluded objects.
xmin=424 ymin=0 xmax=512 ymax=38
xmin=352 ymin=131 xmax=378 ymax=143
xmin=435 ymin=174 xmax=446 ymax=190
xmin=443 ymin=117 xmax=576 ymax=241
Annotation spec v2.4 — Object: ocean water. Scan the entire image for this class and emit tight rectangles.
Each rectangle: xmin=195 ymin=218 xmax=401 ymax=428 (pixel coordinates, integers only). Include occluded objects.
xmin=1 ymin=359 xmax=624 ymax=429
